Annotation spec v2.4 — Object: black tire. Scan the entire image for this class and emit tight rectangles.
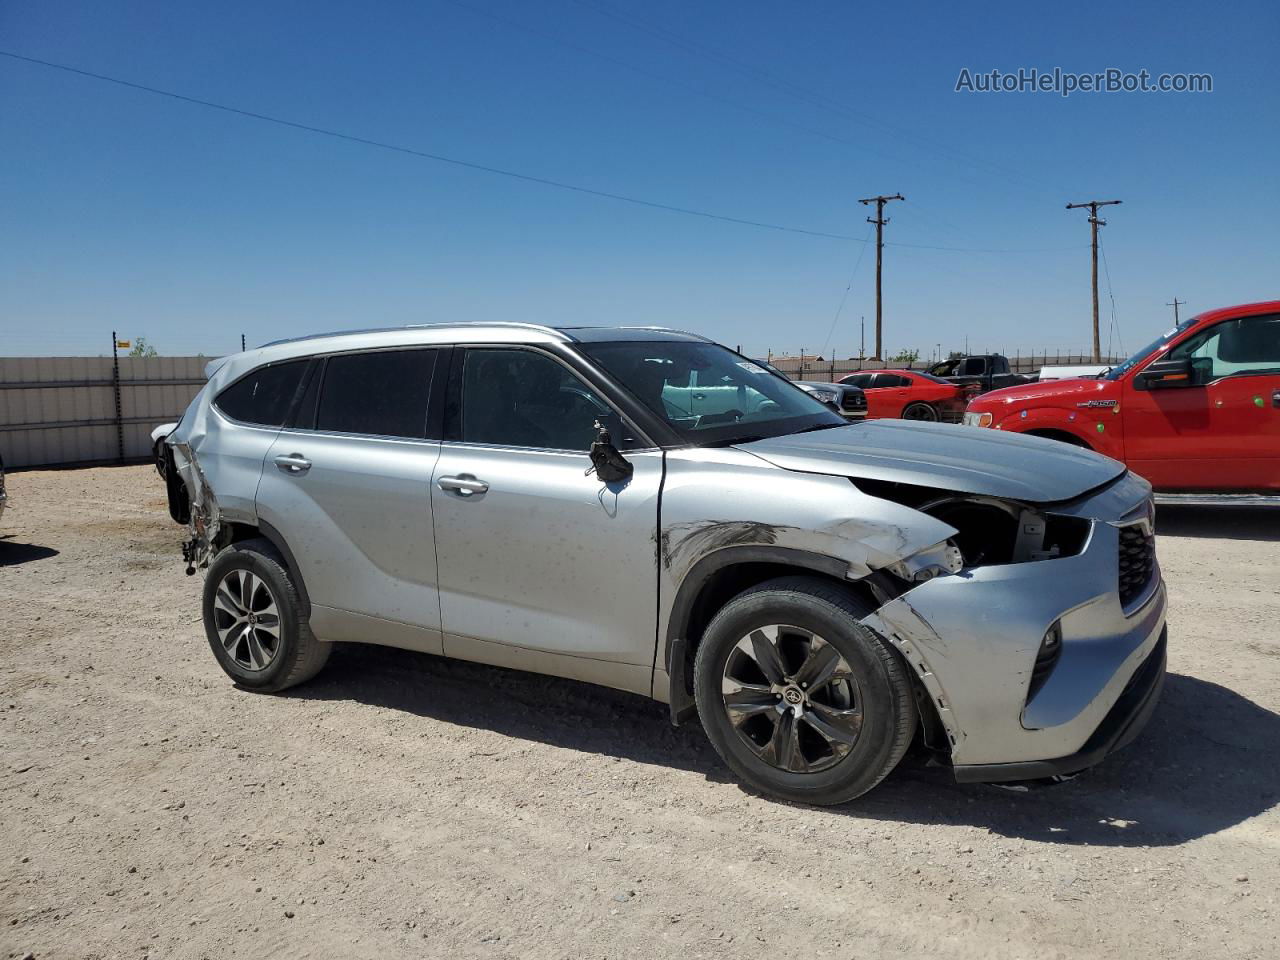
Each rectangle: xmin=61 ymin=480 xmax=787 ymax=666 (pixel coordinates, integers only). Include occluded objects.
xmin=202 ymin=537 xmax=330 ymax=692
xmin=902 ymin=402 xmax=938 ymax=422
xmin=693 ymin=576 xmax=916 ymax=805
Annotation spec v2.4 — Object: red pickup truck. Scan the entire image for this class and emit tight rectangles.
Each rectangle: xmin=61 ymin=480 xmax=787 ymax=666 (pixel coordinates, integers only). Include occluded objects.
xmin=963 ymin=300 xmax=1280 ymax=494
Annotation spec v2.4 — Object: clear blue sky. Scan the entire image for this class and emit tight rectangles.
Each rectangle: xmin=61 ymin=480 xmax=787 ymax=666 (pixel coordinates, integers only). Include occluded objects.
xmin=1 ymin=0 xmax=1276 ymax=359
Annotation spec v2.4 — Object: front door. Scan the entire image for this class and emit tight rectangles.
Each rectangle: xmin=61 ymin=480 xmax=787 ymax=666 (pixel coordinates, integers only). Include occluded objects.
xmin=1124 ymin=312 xmax=1280 ymax=490
xmin=256 ymin=348 xmax=446 ymax=645
xmin=429 ymin=346 xmax=662 ymax=694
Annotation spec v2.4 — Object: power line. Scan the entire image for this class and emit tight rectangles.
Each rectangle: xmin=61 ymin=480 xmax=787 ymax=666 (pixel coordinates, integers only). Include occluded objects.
xmin=0 ymin=49 xmax=864 ymax=244
xmin=819 ymin=224 xmax=875 ymax=359
xmin=0 ymin=48 xmax=1090 ymax=258
xmin=444 ymin=0 xmax=910 ymax=168
xmin=1098 ymin=233 xmax=1123 ymax=358
xmin=569 ymin=0 xmax=1047 ymax=194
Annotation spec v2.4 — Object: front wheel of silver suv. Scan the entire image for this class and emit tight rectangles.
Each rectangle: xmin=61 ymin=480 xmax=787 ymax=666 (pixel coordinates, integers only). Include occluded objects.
xmin=693 ymin=576 xmax=917 ymax=805
xmin=202 ymin=538 xmax=331 ymax=692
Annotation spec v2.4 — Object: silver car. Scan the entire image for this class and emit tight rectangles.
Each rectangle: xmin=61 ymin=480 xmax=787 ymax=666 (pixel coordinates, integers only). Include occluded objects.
xmin=166 ymin=324 xmax=1166 ymax=805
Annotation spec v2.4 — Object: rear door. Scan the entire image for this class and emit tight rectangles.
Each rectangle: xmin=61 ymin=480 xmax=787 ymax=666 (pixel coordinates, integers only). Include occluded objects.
xmin=256 ymin=348 xmax=446 ymax=644
xmin=872 ymin=373 xmax=911 ymax=415
xmin=204 ymin=358 xmax=311 ymax=522
xmin=429 ymin=346 xmax=662 ymax=693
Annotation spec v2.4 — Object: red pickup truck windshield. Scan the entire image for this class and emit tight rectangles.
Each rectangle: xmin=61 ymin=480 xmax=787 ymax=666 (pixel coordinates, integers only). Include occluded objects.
xmin=964 ymin=301 xmax=1280 ymax=492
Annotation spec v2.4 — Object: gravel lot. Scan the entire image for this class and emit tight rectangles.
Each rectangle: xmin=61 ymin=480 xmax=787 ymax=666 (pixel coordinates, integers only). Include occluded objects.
xmin=2 ymin=464 xmax=1278 ymax=960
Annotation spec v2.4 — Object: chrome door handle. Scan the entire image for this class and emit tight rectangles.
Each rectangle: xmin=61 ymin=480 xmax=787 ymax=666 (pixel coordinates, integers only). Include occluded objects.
xmin=274 ymin=453 xmax=312 ymax=475
xmin=437 ymin=474 xmax=489 ymax=496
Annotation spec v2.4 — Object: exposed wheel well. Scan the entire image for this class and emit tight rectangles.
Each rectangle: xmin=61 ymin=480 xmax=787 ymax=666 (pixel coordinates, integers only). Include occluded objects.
xmin=217 ymin=521 xmax=311 ymax=616
xmin=669 ymin=560 xmax=949 ymax=757
xmin=670 ymin=561 xmax=880 ymax=709
xmin=1025 ymin=428 xmax=1092 ymax=449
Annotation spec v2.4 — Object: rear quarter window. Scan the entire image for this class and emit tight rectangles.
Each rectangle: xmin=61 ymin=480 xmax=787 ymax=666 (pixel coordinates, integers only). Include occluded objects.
xmin=214 ymin=360 xmax=309 ymax=427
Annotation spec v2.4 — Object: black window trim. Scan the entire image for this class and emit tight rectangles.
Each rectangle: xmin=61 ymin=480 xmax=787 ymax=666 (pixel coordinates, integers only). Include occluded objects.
xmin=1161 ymin=312 xmax=1280 ymax=386
xmin=442 ymin=342 xmax=661 ymax=453
xmin=212 ymin=357 xmax=313 ymax=430
xmin=276 ymin=346 xmax=444 ymax=443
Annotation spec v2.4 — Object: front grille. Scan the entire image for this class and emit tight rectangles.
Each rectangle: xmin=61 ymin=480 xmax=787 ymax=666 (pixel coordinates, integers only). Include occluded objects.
xmin=1117 ymin=523 xmax=1156 ymax=607
xmin=841 ymin=392 xmax=866 ymax=412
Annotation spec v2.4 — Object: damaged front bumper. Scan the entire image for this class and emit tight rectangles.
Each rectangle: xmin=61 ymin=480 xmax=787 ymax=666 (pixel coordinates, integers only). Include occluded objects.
xmin=863 ymin=471 xmax=1167 ymax=782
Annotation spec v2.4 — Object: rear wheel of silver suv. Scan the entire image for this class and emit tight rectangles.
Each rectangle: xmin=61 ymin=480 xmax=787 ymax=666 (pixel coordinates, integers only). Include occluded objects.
xmin=202 ymin=538 xmax=330 ymax=692
xmin=693 ymin=576 xmax=916 ymax=805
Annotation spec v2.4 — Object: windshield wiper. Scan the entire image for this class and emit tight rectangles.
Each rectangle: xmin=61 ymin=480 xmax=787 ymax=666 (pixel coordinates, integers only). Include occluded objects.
xmin=796 ymin=422 xmax=847 ymax=434
xmin=700 ymin=435 xmax=766 ymax=447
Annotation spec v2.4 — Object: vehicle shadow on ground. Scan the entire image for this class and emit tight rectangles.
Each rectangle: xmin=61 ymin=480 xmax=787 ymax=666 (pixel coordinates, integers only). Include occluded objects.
xmin=1156 ymin=505 xmax=1280 ymax=542
xmin=292 ymin=646 xmax=1278 ymax=848
xmin=0 ymin=537 xmax=60 ymax=567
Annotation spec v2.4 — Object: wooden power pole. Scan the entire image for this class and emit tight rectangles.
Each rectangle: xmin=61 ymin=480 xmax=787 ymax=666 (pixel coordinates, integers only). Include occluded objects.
xmin=1167 ymin=297 xmax=1185 ymax=325
xmin=1066 ymin=199 xmax=1122 ymax=361
xmin=858 ymin=193 xmax=904 ymax=359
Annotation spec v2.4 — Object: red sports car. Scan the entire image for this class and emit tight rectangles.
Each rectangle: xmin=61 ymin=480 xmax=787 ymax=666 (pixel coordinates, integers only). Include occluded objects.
xmin=837 ymin=369 xmax=968 ymax=422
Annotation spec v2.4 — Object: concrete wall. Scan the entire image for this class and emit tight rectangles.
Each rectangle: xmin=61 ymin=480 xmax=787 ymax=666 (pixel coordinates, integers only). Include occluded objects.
xmin=0 ymin=356 xmax=211 ymax=468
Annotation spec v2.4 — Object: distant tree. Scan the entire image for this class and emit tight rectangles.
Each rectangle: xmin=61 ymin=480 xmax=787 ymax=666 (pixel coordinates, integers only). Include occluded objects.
xmin=889 ymin=348 xmax=920 ymax=364
xmin=129 ymin=337 xmax=158 ymax=358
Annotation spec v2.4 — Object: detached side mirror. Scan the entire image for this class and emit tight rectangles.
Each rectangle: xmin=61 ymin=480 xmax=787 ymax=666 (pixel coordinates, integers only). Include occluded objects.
xmin=1133 ymin=356 xmax=1194 ymax=390
xmin=586 ymin=419 xmax=633 ymax=484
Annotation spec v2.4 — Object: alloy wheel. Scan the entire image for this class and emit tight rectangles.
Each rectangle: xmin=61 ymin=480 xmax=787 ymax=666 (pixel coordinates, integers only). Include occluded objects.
xmin=720 ymin=624 xmax=864 ymax=773
xmin=212 ymin=569 xmax=282 ymax=672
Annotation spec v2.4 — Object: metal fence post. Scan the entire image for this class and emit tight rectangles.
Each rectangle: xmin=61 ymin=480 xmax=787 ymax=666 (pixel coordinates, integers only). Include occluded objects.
xmin=111 ymin=331 xmax=125 ymax=463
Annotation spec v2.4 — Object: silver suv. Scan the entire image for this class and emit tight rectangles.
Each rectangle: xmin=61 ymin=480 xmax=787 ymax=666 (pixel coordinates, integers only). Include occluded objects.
xmin=166 ymin=324 xmax=1167 ymax=805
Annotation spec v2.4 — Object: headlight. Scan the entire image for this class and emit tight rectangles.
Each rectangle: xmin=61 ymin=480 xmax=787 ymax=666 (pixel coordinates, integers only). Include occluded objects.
xmin=963 ymin=411 xmax=993 ymax=428
xmin=810 ymin=390 xmax=837 ymax=404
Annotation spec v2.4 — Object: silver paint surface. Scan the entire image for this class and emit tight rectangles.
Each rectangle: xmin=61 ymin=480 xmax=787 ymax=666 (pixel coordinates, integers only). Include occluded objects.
xmin=169 ymin=324 xmax=1166 ymax=778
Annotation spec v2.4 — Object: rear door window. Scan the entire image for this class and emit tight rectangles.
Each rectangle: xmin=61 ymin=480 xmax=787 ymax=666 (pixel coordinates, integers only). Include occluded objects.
xmin=215 ymin=359 xmax=309 ymax=427
xmin=873 ymin=374 xmax=910 ymax=388
xmin=315 ymin=350 xmax=438 ymax=439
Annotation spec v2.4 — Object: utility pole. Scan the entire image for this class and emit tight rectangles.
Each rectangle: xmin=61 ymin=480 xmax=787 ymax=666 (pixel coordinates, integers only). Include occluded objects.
xmin=858 ymin=193 xmax=905 ymax=359
xmin=1166 ymin=297 xmax=1185 ymax=325
xmin=859 ymin=316 xmax=865 ymax=360
xmin=1066 ymin=199 xmax=1122 ymax=362
xmin=241 ymin=333 xmax=247 ymax=352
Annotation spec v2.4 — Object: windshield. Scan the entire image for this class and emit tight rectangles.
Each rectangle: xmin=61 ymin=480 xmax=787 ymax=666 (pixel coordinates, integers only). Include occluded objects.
xmin=1104 ymin=316 xmax=1198 ymax=380
xmin=579 ymin=341 xmax=845 ymax=445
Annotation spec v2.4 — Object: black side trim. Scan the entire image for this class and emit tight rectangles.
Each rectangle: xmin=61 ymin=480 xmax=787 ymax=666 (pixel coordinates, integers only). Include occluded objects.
xmin=164 ymin=445 xmax=189 ymax=525
xmin=257 ymin=519 xmax=312 ymax=618
xmin=663 ymin=545 xmax=850 ymax=725
xmin=953 ymin=628 xmax=1167 ymax=783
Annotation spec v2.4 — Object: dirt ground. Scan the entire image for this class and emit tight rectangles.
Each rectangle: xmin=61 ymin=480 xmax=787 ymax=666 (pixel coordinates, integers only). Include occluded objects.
xmin=2 ymin=464 xmax=1278 ymax=960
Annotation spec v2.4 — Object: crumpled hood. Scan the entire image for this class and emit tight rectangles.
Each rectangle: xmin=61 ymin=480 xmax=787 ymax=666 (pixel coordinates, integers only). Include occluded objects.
xmin=740 ymin=419 xmax=1126 ymax=503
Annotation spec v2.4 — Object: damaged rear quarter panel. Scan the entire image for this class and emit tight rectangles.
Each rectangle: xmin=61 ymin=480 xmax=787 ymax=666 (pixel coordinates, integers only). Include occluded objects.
xmin=655 ymin=445 xmax=956 ymax=693
xmin=166 ymin=370 xmax=284 ymax=556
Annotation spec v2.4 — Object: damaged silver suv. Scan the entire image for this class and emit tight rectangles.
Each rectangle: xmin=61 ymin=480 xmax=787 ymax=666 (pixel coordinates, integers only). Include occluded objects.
xmin=166 ymin=325 xmax=1167 ymax=805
